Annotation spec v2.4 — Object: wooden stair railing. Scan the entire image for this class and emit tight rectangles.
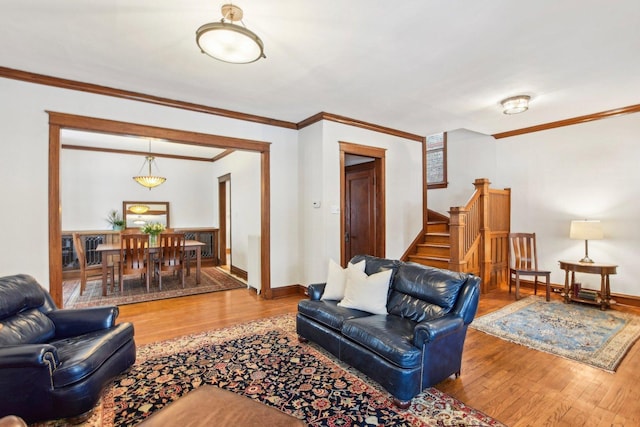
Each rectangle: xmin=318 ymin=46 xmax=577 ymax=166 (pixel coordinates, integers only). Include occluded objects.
xmin=404 ymin=178 xmax=511 ymax=294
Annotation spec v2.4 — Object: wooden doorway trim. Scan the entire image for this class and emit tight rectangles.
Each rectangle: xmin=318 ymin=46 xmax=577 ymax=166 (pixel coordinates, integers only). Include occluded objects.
xmin=47 ymin=111 xmax=272 ymax=306
xmin=218 ymin=174 xmax=230 ymax=267
xmin=339 ymin=141 xmax=386 ymax=266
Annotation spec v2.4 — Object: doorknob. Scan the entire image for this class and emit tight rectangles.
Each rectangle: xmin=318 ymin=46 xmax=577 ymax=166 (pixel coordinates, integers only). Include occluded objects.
xmin=345 ymin=232 xmax=350 ymax=242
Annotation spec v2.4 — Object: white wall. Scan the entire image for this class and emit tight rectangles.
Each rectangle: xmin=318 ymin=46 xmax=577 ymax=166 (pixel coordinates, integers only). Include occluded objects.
xmin=427 ymin=129 xmax=498 ymax=214
xmin=430 ymin=114 xmax=640 ymax=297
xmin=496 ymin=113 xmax=640 ymax=296
xmin=61 ymin=150 xmax=216 ymax=231
xmin=0 ymin=77 xmax=299 ymax=290
xmin=298 ymin=120 xmax=424 ymax=286
xmin=211 ymin=150 xmax=261 ymax=271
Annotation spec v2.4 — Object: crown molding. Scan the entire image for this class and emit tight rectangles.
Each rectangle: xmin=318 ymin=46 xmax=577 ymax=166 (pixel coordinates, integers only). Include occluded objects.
xmin=492 ymin=103 xmax=640 ymax=139
xmin=0 ymin=66 xmax=297 ymax=129
xmin=297 ymin=111 xmax=424 ymax=142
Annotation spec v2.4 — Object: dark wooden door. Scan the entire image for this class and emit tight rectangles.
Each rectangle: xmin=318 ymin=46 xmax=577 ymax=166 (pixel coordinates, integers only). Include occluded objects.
xmin=345 ymin=162 xmax=376 ymax=260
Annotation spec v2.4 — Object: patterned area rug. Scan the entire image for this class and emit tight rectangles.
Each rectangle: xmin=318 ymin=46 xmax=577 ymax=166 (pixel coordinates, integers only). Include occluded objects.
xmin=471 ymin=296 xmax=640 ymax=372
xmin=41 ymin=315 xmax=504 ymax=426
xmin=64 ymin=267 xmax=246 ymax=308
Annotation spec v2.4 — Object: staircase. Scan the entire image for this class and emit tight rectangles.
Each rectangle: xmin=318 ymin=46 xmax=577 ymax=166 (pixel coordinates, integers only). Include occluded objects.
xmin=407 ymin=218 xmax=451 ymax=269
xmin=403 ymin=178 xmax=511 ymax=294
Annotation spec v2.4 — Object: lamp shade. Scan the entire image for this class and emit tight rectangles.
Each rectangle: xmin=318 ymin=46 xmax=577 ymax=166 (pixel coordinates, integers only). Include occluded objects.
xmin=569 ymin=220 xmax=603 ymax=240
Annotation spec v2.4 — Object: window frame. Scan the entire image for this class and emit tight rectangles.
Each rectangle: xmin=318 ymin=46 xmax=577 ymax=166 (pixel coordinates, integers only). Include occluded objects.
xmin=426 ymin=131 xmax=448 ymax=189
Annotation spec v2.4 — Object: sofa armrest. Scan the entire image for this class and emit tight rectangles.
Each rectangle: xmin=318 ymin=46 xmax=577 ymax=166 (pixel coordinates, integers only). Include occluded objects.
xmin=47 ymin=306 xmax=119 ymax=338
xmin=413 ymin=315 xmax=464 ymax=347
xmin=0 ymin=344 xmax=59 ymax=369
xmin=306 ymin=283 xmax=326 ymax=301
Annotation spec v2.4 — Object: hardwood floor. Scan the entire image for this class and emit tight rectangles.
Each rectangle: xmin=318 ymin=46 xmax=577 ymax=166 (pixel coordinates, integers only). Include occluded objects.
xmin=117 ymin=286 xmax=640 ymax=426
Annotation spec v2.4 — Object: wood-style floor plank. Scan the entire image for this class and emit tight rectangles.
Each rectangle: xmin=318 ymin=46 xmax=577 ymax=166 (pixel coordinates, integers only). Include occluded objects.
xmin=116 ymin=285 xmax=640 ymax=426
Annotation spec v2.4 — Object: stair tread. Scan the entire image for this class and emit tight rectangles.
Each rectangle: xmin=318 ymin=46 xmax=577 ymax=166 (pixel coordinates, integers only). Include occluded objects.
xmin=418 ymin=243 xmax=449 ymax=247
xmin=409 ymin=254 xmax=450 ymax=261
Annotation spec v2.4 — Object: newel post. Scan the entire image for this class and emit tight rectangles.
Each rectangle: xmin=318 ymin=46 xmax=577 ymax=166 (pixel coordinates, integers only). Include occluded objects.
xmin=448 ymin=206 xmax=467 ymax=272
xmin=474 ymin=178 xmax=492 ymax=293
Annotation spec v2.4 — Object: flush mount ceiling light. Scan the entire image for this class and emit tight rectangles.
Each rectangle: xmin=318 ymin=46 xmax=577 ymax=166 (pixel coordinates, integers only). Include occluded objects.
xmin=196 ymin=3 xmax=266 ymax=64
xmin=501 ymin=95 xmax=531 ymax=115
xmin=133 ymin=141 xmax=166 ymax=190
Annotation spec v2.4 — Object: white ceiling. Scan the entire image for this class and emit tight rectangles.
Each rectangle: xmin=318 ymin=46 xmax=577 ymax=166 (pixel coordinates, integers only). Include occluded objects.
xmin=3 ymin=0 xmax=640 ymax=142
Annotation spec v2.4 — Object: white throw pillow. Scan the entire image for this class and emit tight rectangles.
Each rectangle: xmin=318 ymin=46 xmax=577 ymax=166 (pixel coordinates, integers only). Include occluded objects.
xmin=321 ymin=259 xmax=366 ymax=301
xmin=338 ymin=267 xmax=392 ymax=315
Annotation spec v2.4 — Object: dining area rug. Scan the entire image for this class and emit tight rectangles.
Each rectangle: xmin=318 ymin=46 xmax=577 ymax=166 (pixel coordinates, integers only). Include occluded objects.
xmin=471 ymin=296 xmax=640 ymax=372
xmin=37 ymin=314 xmax=504 ymax=427
xmin=64 ymin=267 xmax=246 ymax=308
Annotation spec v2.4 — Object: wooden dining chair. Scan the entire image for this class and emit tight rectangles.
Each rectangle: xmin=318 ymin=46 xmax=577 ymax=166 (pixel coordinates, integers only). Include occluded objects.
xmin=119 ymin=233 xmax=150 ymax=292
xmin=155 ymin=232 xmax=186 ymax=290
xmin=509 ymin=232 xmax=551 ymax=301
xmin=73 ymin=233 xmax=115 ymax=296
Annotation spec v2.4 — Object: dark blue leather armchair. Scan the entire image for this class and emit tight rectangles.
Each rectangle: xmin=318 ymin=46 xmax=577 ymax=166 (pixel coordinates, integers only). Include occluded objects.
xmin=0 ymin=274 xmax=136 ymax=423
xmin=297 ymin=255 xmax=480 ymax=407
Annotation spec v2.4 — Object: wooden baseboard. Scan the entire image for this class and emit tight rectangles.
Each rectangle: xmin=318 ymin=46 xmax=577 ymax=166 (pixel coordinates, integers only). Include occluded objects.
xmin=270 ymin=284 xmax=307 ymax=299
xmin=230 ymin=265 xmax=247 ymax=281
xmin=510 ymin=278 xmax=640 ymax=308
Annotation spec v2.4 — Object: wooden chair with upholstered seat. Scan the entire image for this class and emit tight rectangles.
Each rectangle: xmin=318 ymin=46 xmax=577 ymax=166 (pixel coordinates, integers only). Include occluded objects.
xmin=509 ymin=232 xmax=551 ymax=301
xmin=155 ymin=232 xmax=186 ymax=290
xmin=73 ymin=233 xmax=115 ymax=296
xmin=119 ymin=233 xmax=150 ymax=292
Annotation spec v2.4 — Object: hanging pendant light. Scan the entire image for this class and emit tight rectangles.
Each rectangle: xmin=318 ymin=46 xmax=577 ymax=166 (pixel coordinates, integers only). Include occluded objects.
xmin=133 ymin=141 xmax=166 ymax=190
xmin=128 ymin=204 xmax=150 ymax=214
xmin=196 ymin=3 xmax=265 ymax=64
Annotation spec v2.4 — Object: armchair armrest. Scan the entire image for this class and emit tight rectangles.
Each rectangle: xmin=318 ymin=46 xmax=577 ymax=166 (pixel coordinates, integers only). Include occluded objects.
xmin=47 ymin=306 xmax=119 ymax=338
xmin=413 ymin=315 xmax=464 ymax=347
xmin=0 ymin=344 xmax=59 ymax=369
xmin=306 ymin=283 xmax=326 ymax=301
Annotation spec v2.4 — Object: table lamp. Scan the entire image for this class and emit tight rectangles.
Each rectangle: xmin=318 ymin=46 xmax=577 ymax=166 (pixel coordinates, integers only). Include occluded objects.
xmin=569 ymin=219 xmax=603 ymax=263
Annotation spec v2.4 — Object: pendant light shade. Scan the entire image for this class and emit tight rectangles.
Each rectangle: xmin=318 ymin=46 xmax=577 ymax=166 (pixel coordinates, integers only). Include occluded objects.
xmin=196 ymin=4 xmax=265 ymax=64
xmin=133 ymin=141 xmax=166 ymax=190
xmin=128 ymin=204 xmax=150 ymax=214
xmin=133 ymin=156 xmax=166 ymax=190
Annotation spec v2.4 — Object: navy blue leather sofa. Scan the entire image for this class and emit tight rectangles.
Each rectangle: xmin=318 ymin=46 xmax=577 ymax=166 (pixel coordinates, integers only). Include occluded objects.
xmin=296 ymin=255 xmax=480 ymax=407
xmin=0 ymin=274 xmax=136 ymax=423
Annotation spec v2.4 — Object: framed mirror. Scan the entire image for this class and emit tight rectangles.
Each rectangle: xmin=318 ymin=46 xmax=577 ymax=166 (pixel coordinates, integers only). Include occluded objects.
xmin=123 ymin=201 xmax=170 ymax=229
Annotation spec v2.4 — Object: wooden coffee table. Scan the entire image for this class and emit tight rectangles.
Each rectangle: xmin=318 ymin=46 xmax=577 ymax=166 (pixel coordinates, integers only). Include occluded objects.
xmin=137 ymin=386 xmax=306 ymax=426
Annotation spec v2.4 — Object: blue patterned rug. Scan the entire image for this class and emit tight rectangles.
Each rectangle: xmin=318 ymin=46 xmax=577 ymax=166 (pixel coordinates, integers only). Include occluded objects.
xmin=471 ymin=296 xmax=640 ymax=372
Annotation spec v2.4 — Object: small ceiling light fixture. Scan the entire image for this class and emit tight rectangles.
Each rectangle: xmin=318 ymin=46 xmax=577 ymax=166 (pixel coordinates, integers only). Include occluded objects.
xmin=501 ymin=95 xmax=531 ymax=115
xmin=133 ymin=141 xmax=166 ymax=190
xmin=196 ymin=3 xmax=266 ymax=64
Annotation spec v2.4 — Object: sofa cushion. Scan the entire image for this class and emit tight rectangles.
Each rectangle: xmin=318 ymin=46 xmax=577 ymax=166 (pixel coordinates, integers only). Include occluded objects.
xmin=50 ymin=323 xmax=134 ymax=387
xmin=349 ymin=255 xmax=401 ymax=282
xmin=387 ymin=263 xmax=467 ymax=322
xmin=0 ymin=309 xmax=55 ymax=345
xmin=0 ymin=275 xmax=46 ymax=319
xmin=297 ymin=300 xmax=371 ymax=331
xmin=321 ymin=259 xmax=366 ymax=301
xmin=338 ymin=268 xmax=392 ymax=315
xmin=342 ymin=315 xmax=421 ymax=369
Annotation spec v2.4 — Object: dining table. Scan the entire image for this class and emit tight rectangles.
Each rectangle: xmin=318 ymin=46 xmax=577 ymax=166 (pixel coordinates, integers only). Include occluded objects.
xmin=95 ymin=239 xmax=206 ymax=295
